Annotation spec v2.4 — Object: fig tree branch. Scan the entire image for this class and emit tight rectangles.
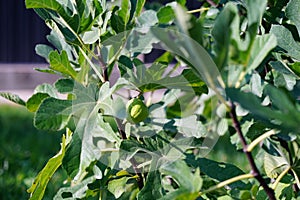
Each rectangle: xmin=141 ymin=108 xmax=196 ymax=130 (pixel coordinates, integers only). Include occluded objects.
xmin=115 ymin=118 xmax=144 ymax=189
xmin=229 ymin=103 xmax=276 ymax=200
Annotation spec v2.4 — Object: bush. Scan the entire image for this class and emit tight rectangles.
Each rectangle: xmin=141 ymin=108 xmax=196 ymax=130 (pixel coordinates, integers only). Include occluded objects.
xmin=1 ymin=0 xmax=300 ymax=199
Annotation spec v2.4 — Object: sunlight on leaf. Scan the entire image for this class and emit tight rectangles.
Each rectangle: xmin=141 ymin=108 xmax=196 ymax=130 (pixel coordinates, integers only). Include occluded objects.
xmin=27 ymin=130 xmax=72 ymax=200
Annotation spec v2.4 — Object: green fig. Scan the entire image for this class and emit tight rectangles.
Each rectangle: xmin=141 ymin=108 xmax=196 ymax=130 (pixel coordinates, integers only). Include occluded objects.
xmin=126 ymin=98 xmax=149 ymax=123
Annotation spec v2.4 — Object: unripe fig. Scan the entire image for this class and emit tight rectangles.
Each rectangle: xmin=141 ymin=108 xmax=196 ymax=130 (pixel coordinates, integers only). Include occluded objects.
xmin=126 ymin=98 xmax=149 ymax=123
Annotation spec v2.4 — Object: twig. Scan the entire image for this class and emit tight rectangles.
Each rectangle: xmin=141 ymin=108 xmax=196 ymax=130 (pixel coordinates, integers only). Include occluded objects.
xmin=229 ymin=103 xmax=276 ymax=200
xmin=116 ymin=118 xmax=127 ymax=140
xmin=96 ymin=45 xmax=109 ymax=82
xmin=206 ymin=0 xmax=217 ymax=7
xmin=129 ymin=157 xmax=144 ymax=189
xmin=187 ymin=7 xmax=209 ymax=14
xmin=247 ymin=129 xmax=276 ymax=152
xmin=79 ymin=48 xmax=105 ymax=82
xmin=199 ymin=173 xmax=254 ymax=196
xmin=115 ymin=118 xmax=144 ymax=189
xmin=272 ymin=166 xmax=290 ymax=190
xmin=103 ymin=67 xmax=109 ymax=82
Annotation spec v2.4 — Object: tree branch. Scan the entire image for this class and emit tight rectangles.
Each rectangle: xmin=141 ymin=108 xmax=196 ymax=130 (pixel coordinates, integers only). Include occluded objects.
xmin=229 ymin=103 xmax=276 ymax=200
xmin=206 ymin=0 xmax=217 ymax=7
xmin=96 ymin=45 xmax=109 ymax=82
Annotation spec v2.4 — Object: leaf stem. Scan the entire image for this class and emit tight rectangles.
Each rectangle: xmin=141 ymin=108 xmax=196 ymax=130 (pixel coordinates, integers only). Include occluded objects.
xmin=235 ymin=71 xmax=246 ymax=88
xmin=199 ymin=173 xmax=254 ymax=196
xmin=291 ymin=169 xmax=300 ymax=190
xmin=272 ymin=166 xmax=290 ymax=190
xmin=79 ymin=48 xmax=105 ymax=82
xmin=229 ymin=103 xmax=276 ymax=200
xmin=247 ymin=129 xmax=276 ymax=152
xmin=187 ymin=8 xmax=209 ymax=14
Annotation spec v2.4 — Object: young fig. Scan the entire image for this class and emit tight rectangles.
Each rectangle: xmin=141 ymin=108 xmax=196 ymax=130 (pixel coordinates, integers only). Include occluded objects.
xmin=126 ymin=98 xmax=149 ymax=123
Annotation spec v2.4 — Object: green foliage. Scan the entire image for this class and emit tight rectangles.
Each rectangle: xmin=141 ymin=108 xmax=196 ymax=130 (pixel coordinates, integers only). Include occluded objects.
xmin=27 ymin=131 xmax=72 ymax=200
xmin=0 ymin=105 xmax=65 ymax=199
xmin=0 ymin=92 xmax=26 ymax=106
xmin=3 ymin=0 xmax=300 ymax=199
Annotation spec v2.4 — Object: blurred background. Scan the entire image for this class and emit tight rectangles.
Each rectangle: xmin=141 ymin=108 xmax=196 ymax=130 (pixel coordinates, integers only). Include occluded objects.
xmin=0 ymin=0 xmax=247 ymax=199
xmin=0 ymin=1 xmax=66 ymax=199
xmin=0 ymin=0 xmax=57 ymax=103
xmin=0 ymin=0 xmax=204 ymax=102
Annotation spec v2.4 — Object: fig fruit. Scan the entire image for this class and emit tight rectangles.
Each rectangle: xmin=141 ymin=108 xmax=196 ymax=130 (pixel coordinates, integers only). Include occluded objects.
xmin=126 ymin=98 xmax=149 ymax=123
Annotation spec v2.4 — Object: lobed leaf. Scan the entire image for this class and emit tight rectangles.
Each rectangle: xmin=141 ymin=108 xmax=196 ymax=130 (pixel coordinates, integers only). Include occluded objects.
xmin=49 ymin=50 xmax=78 ymax=80
xmin=160 ymin=160 xmax=202 ymax=192
xmin=27 ymin=131 xmax=72 ymax=200
xmin=286 ymin=0 xmax=300 ymax=36
xmin=138 ymin=159 xmax=163 ymax=200
xmin=264 ymin=153 xmax=289 ymax=179
xmin=247 ymin=34 xmax=277 ymax=72
xmin=26 ymin=93 xmax=50 ymax=112
xmin=212 ymin=3 xmax=237 ymax=69
xmin=226 ymin=87 xmax=300 ymax=131
xmin=34 ymin=98 xmax=73 ymax=131
xmin=157 ymin=6 xmax=175 ymax=24
xmin=25 ymin=0 xmax=61 ymax=11
xmin=187 ymin=156 xmax=250 ymax=190
xmin=271 ymin=25 xmax=300 ymax=60
xmin=0 ymin=92 xmax=26 ymax=106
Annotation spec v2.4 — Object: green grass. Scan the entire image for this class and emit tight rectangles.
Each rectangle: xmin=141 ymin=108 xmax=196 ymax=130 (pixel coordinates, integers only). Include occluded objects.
xmin=0 ymin=104 xmax=249 ymax=199
xmin=0 ymin=105 xmax=66 ymax=199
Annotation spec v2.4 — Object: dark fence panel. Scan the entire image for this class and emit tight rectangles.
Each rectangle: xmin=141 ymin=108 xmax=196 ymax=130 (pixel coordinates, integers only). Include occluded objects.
xmin=0 ymin=0 xmax=49 ymax=63
xmin=0 ymin=0 xmax=203 ymax=63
